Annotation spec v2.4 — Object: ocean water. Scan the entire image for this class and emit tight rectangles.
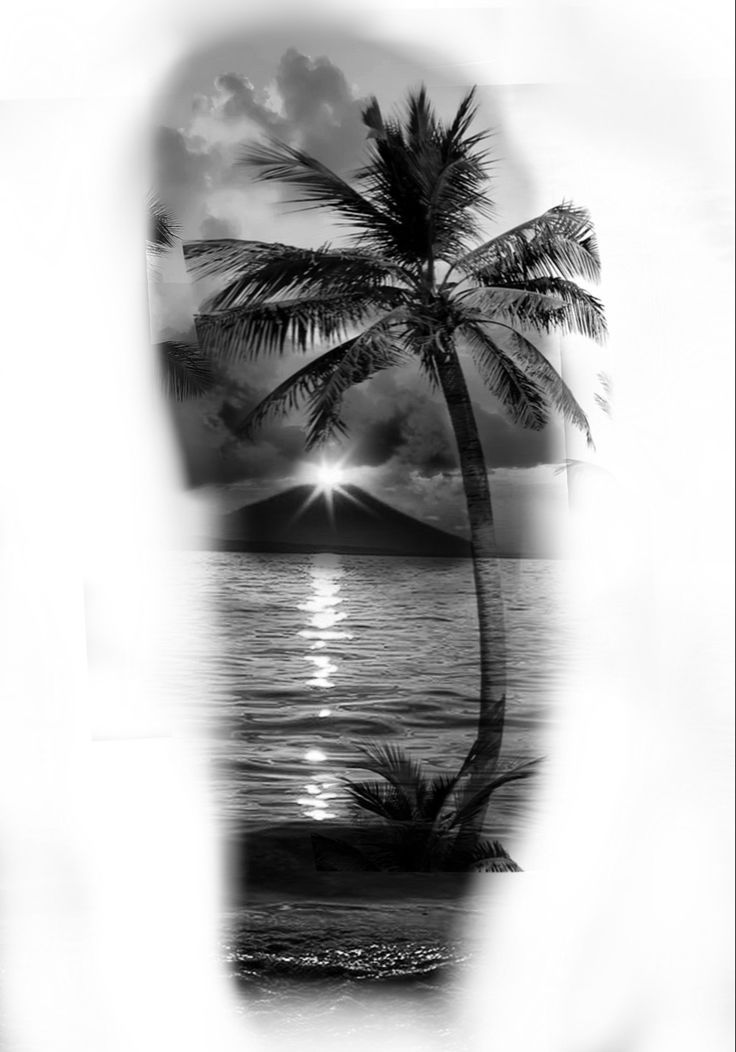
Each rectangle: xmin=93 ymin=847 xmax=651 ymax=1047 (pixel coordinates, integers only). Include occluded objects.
xmin=170 ymin=551 xmax=570 ymax=847
xmin=160 ymin=550 xmax=572 ymax=1023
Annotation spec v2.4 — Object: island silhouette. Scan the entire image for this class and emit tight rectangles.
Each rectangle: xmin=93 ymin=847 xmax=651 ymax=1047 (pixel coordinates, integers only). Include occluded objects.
xmin=211 ymin=483 xmax=473 ymax=558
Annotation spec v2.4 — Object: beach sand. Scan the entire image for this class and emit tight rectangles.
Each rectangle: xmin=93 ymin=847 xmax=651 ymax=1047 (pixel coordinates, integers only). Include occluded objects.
xmin=218 ymin=820 xmax=510 ymax=1047
xmin=223 ymin=821 xmax=497 ymax=979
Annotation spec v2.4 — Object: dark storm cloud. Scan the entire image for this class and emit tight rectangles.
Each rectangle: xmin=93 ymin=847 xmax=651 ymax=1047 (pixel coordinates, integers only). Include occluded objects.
xmin=350 ymin=414 xmax=404 ymax=467
xmin=168 ymin=350 xmax=561 ymax=493
xmin=211 ymin=73 xmax=286 ymax=130
xmin=342 ymin=374 xmax=451 ymax=476
xmin=190 ymin=370 xmax=559 ymax=488
xmin=266 ymin=423 xmax=305 ymax=460
xmin=172 ymin=379 xmax=307 ymax=488
xmin=342 ymin=372 xmax=561 ymax=476
xmin=474 ymin=404 xmax=564 ymax=468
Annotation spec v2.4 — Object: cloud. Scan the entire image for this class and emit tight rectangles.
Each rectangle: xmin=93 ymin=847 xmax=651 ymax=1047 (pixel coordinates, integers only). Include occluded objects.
xmin=341 ymin=369 xmax=562 ymax=475
xmin=151 ymin=124 xmax=237 ymax=241
xmin=172 ymin=364 xmax=567 ymax=551
xmin=474 ymin=404 xmax=564 ymax=468
xmin=173 ymin=357 xmax=563 ymax=492
xmin=153 ymin=125 xmax=210 ymax=199
xmin=349 ymin=413 xmax=404 ymax=467
xmin=274 ymin=48 xmax=367 ymax=172
xmin=345 ymin=375 xmax=455 ymax=475
xmin=150 ymin=46 xmax=379 ymax=342
xmin=170 ymin=382 xmax=307 ymax=487
xmin=199 ymin=212 xmax=238 ymax=239
xmin=153 ymin=47 xmax=369 ymax=246
xmin=209 ymin=73 xmax=286 ymax=131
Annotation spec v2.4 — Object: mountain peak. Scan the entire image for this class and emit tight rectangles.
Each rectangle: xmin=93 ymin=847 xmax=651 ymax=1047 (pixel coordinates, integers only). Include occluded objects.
xmin=214 ymin=483 xmax=471 ymax=558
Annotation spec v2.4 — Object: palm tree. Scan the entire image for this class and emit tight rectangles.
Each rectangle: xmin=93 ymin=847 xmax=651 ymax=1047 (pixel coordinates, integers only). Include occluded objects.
xmin=182 ymin=86 xmax=606 ymax=839
xmin=146 ymin=193 xmax=217 ymax=400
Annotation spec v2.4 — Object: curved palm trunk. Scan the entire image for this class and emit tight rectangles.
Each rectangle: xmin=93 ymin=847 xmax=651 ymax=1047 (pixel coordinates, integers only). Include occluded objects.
xmin=435 ymin=343 xmax=507 ymax=836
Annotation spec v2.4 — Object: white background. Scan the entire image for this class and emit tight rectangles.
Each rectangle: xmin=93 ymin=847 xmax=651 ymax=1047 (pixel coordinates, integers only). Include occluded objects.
xmin=1 ymin=3 xmax=733 ymax=1050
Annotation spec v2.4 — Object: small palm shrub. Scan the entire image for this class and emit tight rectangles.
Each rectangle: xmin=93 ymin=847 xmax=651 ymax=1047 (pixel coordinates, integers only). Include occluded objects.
xmin=311 ymin=744 xmax=540 ymax=873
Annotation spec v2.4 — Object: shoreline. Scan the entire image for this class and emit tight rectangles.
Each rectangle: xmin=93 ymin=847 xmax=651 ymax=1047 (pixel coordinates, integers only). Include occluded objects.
xmin=222 ymin=820 xmax=512 ymax=984
xmin=181 ymin=539 xmax=553 ymax=559
xmin=226 ymin=820 xmax=492 ymax=903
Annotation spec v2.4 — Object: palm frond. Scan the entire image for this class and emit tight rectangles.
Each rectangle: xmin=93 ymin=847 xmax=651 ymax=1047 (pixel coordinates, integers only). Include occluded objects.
xmin=205 ymin=248 xmax=407 ymax=312
xmin=595 ymin=371 xmax=613 ymax=416
xmin=429 ymin=89 xmax=495 ymax=245
xmin=362 ymin=96 xmax=387 ymax=140
xmin=147 ymin=193 xmax=179 ymax=253
xmin=485 ymin=277 xmax=607 ymax=341
xmin=194 ymin=287 xmax=403 ymax=361
xmin=336 ymin=742 xmax=533 ymax=871
xmin=231 ymin=322 xmax=406 ymax=441
xmin=184 ymin=240 xmax=410 ymax=310
xmin=183 ymin=238 xmax=285 ymax=281
xmin=460 ymin=286 xmax=568 ymax=334
xmin=156 ymin=341 xmax=216 ymax=400
xmin=238 ymin=138 xmax=396 ymax=242
xmin=405 ymin=84 xmax=435 ymax=143
xmin=427 ymin=154 xmax=494 ymax=250
xmin=395 ymin=321 xmax=443 ymax=391
xmin=468 ymin=840 xmax=522 ymax=872
xmin=303 ymin=314 xmax=407 ymax=447
xmin=461 ymin=323 xmax=550 ymax=430
xmin=446 ymin=88 xmax=483 ymax=145
xmin=454 ymin=202 xmax=601 ymax=284
xmin=472 ymin=321 xmax=594 ymax=445
xmin=356 ymin=88 xmax=492 ymax=262
xmin=416 ymin=773 xmax=461 ymax=822
xmin=343 ymin=778 xmax=413 ymax=821
xmin=351 ymin=743 xmax=425 ymax=814
xmin=447 ymin=757 xmax=543 ymax=830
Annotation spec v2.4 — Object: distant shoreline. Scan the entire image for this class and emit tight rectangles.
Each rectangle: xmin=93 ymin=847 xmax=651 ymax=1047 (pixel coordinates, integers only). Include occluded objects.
xmin=182 ymin=539 xmax=552 ymax=559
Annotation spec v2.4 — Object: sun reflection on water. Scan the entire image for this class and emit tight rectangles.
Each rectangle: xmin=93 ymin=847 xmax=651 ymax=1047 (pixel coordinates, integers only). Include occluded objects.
xmin=305 ymin=654 xmax=338 ymax=688
xmin=300 ymin=773 xmax=338 ymax=820
xmin=294 ymin=554 xmax=349 ymax=821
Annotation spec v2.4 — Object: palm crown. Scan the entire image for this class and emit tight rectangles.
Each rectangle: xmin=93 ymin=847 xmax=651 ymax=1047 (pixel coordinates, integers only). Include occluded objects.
xmin=183 ymin=86 xmax=605 ymax=447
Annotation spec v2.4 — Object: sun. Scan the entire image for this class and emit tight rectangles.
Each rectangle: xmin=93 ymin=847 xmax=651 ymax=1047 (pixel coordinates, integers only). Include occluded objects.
xmin=314 ymin=462 xmax=345 ymax=490
xmin=294 ymin=457 xmax=367 ymax=525
xmin=304 ymin=457 xmax=351 ymax=493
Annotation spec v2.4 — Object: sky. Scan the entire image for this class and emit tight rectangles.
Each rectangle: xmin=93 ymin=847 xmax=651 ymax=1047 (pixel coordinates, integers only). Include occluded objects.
xmin=148 ymin=31 xmax=611 ymax=555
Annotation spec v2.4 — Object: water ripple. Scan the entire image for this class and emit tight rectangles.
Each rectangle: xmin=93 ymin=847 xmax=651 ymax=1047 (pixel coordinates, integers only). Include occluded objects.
xmin=166 ymin=552 xmax=570 ymax=835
